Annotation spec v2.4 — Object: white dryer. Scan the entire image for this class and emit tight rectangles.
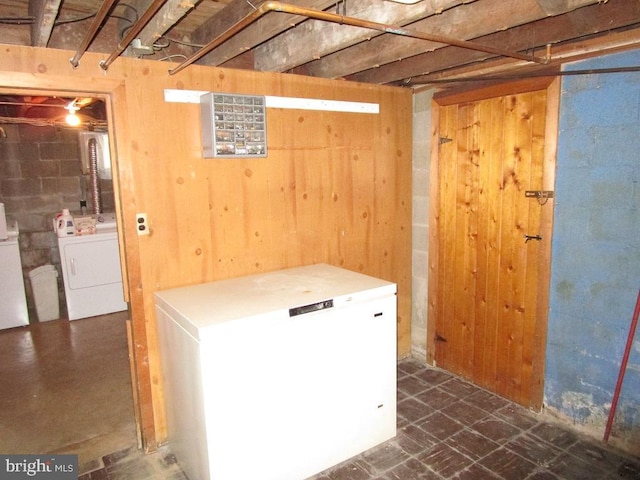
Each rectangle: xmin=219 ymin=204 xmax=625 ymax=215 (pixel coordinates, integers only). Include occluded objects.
xmin=58 ymin=214 xmax=127 ymax=320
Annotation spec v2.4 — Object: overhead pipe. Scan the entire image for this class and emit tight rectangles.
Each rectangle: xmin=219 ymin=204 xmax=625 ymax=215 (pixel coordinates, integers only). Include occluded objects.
xmin=168 ymin=1 xmax=550 ymax=76
xmin=406 ymin=65 xmax=640 ymax=86
xmin=99 ymin=0 xmax=167 ymax=71
xmin=69 ymin=0 xmax=119 ymax=68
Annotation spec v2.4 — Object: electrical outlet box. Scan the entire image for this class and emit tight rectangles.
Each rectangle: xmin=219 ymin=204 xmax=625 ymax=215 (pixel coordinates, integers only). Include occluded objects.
xmin=136 ymin=213 xmax=149 ymax=236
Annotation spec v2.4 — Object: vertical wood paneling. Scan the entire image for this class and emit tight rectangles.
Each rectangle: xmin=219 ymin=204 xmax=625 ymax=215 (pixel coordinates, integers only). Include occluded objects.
xmin=0 ymin=45 xmax=412 ymax=447
xmin=427 ymin=101 xmax=441 ymax=365
xmin=475 ymin=96 xmax=503 ymax=392
xmin=463 ymin=103 xmax=481 ymax=378
xmin=501 ymin=92 xmax=532 ymax=403
xmin=445 ymin=102 xmax=476 ymax=378
xmin=530 ymin=79 xmax=560 ymax=410
xmin=521 ymin=88 xmax=548 ymax=404
xmin=432 ymin=83 xmax=554 ymax=409
xmin=436 ymin=104 xmax=458 ymax=370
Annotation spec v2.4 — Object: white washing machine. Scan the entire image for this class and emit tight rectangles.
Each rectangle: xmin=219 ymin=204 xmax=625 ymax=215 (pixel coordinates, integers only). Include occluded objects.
xmin=0 ymin=223 xmax=29 ymax=329
xmin=58 ymin=213 xmax=127 ymax=320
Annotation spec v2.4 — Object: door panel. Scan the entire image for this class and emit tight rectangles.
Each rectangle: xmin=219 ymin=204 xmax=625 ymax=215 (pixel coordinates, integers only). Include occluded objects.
xmin=63 ymin=237 xmax=123 ymax=290
xmin=432 ymin=87 xmax=554 ymax=409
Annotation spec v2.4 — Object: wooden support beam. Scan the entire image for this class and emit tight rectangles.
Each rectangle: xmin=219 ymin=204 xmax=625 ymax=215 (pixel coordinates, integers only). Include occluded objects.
xmin=193 ymin=0 xmax=335 ymax=67
xmin=536 ymin=0 xmax=599 ymax=16
xmin=28 ymin=0 xmax=62 ymax=47
xmin=409 ymin=29 xmax=640 ymax=90
xmin=135 ymin=0 xmax=199 ymax=50
xmin=302 ymin=0 xmax=601 ymax=80
xmin=348 ymin=0 xmax=640 ymax=85
xmin=253 ymin=0 xmax=466 ymax=73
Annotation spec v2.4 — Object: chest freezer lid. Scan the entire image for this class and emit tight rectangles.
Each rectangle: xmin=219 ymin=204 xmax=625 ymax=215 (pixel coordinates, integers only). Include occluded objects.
xmin=154 ymin=263 xmax=396 ymax=338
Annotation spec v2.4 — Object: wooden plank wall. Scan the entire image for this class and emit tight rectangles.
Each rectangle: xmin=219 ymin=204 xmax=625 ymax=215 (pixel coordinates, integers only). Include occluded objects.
xmin=429 ymin=79 xmax=557 ymax=409
xmin=0 ymin=45 xmax=413 ymax=447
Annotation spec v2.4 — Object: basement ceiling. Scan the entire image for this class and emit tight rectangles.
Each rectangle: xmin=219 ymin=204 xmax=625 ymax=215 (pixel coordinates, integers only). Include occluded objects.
xmin=0 ymin=0 xmax=639 ymax=89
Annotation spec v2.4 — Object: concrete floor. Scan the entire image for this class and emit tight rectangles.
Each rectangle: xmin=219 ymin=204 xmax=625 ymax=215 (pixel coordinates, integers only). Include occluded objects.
xmin=0 ymin=312 xmax=138 ymax=473
xmin=1 ymin=313 xmax=639 ymax=479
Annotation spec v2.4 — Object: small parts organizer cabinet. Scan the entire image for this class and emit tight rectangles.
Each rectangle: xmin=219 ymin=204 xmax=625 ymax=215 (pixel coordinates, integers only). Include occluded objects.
xmin=200 ymin=92 xmax=267 ymax=158
xmin=155 ymin=264 xmax=398 ymax=480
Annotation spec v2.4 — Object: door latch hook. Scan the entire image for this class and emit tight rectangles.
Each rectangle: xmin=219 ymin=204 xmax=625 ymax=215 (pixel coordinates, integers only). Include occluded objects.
xmin=524 ymin=234 xmax=542 ymax=243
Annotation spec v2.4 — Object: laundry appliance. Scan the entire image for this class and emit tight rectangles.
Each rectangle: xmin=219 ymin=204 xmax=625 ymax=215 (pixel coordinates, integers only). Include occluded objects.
xmin=0 ymin=221 xmax=29 ymax=329
xmin=58 ymin=213 xmax=126 ymax=320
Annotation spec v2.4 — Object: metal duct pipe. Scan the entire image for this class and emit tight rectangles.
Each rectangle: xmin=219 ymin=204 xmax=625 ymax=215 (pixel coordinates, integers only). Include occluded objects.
xmin=100 ymin=0 xmax=167 ymax=71
xmin=169 ymin=1 xmax=549 ymax=76
xmin=88 ymin=138 xmax=102 ymax=214
xmin=69 ymin=0 xmax=119 ymax=68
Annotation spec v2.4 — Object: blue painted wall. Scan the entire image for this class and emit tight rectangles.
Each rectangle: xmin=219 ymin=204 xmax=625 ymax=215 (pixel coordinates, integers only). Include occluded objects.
xmin=546 ymin=49 xmax=640 ymax=452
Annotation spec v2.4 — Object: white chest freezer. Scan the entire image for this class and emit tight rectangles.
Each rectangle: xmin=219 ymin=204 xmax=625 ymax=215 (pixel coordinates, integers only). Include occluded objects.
xmin=155 ymin=263 xmax=397 ymax=480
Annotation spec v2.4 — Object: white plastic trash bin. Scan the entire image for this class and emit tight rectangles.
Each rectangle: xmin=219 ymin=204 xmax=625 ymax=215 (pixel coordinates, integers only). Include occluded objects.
xmin=29 ymin=265 xmax=60 ymax=322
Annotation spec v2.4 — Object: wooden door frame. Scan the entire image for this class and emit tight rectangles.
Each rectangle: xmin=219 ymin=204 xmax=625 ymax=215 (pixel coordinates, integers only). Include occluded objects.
xmin=426 ymin=77 xmax=561 ymax=410
xmin=0 ymin=72 xmax=156 ymax=448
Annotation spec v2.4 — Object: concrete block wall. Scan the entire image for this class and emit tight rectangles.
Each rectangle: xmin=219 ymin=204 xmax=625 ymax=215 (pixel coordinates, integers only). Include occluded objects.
xmin=545 ymin=49 xmax=640 ymax=454
xmin=0 ymin=124 xmax=115 ymax=321
xmin=410 ymin=51 xmax=640 ymax=455
xmin=411 ymin=89 xmax=434 ymax=361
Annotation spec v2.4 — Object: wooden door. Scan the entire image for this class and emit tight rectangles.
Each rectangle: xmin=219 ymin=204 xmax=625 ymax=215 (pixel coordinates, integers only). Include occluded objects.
xmin=429 ymin=80 xmax=558 ymax=410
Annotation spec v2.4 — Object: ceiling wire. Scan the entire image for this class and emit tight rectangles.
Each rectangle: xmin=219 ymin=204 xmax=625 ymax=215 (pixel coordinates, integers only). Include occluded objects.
xmin=0 ymin=116 xmax=107 ymax=128
xmin=0 ymin=16 xmax=35 ymax=25
xmin=0 ymin=100 xmax=70 ymax=108
xmin=157 ymin=36 xmax=204 ymax=49
xmin=0 ymin=6 xmax=134 ymax=26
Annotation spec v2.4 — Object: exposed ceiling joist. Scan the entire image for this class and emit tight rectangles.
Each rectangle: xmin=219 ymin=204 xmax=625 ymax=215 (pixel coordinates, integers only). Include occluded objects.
xmin=299 ymin=0 xmax=602 ymax=79
xmin=535 ymin=0 xmax=602 ymax=16
xmin=28 ymin=0 xmax=61 ymax=47
xmin=136 ymin=0 xmax=199 ymax=49
xmin=168 ymin=1 xmax=550 ymax=76
xmin=193 ymin=0 xmax=336 ymax=67
xmin=352 ymin=0 xmax=640 ymax=85
xmin=252 ymin=0 xmax=464 ymax=73
xmin=410 ymin=29 xmax=640 ymax=89
xmin=0 ymin=0 xmax=638 ymax=89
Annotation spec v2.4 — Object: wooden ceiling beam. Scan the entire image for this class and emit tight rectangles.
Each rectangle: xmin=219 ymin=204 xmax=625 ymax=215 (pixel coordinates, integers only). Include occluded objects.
xmin=28 ymin=0 xmax=62 ymax=47
xmin=172 ymin=1 xmax=548 ymax=76
xmin=300 ymin=0 xmax=602 ymax=80
xmin=410 ymin=29 xmax=640 ymax=90
xmin=348 ymin=0 xmax=640 ymax=85
xmin=135 ymin=0 xmax=199 ymax=50
xmin=253 ymin=0 xmax=466 ymax=73
xmin=535 ymin=0 xmax=599 ymax=16
xmin=195 ymin=0 xmax=335 ymax=67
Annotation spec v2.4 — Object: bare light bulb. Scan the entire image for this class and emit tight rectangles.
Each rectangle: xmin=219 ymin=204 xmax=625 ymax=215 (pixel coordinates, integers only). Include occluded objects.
xmin=65 ymin=101 xmax=81 ymax=126
xmin=65 ymin=112 xmax=81 ymax=126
